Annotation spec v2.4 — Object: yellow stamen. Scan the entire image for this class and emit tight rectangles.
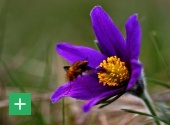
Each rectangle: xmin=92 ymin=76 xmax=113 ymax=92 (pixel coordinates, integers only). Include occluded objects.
xmin=97 ymin=56 xmax=130 ymax=86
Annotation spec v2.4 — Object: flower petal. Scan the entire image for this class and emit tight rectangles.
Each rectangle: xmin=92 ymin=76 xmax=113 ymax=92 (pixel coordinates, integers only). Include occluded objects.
xmin=125 ymin=14 xmax=141 ymax=62
xmin=126 ymin=60 xmax=142 ymax=90
xmin=90 ymin=6 xmax=126 ymax=60
xmin=56 ymin=42 xmax=106 ymax=68
xmin=51 ymin=74 xmax=114 ymax=103
xmin=82 ymin=88 xmax=122 ymax=112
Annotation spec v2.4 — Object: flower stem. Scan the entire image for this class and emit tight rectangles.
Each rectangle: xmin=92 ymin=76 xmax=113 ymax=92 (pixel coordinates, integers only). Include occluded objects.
xmin=141 ymin=89 xmax=161 ymax=125
xmin=62 ymin=99 xmax=65 ymax=125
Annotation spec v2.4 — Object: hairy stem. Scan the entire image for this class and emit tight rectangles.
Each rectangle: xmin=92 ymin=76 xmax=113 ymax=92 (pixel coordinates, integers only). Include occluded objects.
xmin=141 ymin=89 xmax=161 ymax=125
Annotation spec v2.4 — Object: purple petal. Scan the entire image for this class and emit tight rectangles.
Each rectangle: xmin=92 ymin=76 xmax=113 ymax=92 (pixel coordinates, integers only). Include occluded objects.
xmin=56 ymin=42 xmax=106 ymax=68
xmin=51 ymin=74 xmax=114 ymax=103
xmin=126 ymin=60 xmax=142 ymax=90
xmin=82 ymin=88 xmax=122 ymax=112
xmin=90 ymin=6 xmax=126 ymax=61
xmin=125 ymin=14 xmax=141 ymax=62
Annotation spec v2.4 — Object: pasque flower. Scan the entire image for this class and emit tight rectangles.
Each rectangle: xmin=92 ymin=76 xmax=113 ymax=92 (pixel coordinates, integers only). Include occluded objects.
xmin=51 ymin=6 xmax=142 ymax=112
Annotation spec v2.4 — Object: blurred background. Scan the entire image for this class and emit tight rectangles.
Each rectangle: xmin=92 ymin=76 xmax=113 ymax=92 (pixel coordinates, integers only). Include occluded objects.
xmin=0 ymin=0 xmax=170 ymax=125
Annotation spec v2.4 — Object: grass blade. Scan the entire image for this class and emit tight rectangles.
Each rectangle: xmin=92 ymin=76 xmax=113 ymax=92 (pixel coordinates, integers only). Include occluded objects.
xmin=122 ymin=109 xmax=168 ymax=124
xmin=150 ymin=31 xmax=170 ymax=78
xmin=157 ymin=103 xmax=170 ymax=124
xmin=146 ymin=77 xmax=170 ymax=89
xmin=40 ymin=41 xmax=52 ymax=89
xmin=0 ymin=58 xmax=46 ymax=125
xmin=62 ymin=99 xmax=65 ymax=125
xmin=0 ymin=58 xmax=25 ymax=92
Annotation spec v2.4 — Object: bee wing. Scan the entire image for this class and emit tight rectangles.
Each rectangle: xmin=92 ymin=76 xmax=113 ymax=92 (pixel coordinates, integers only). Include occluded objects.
xmin=87 ymin=66 xmax=95 ymax=71
xmin=63 ymin=66 xmax=70 ymax=71
xmin=83 ymin=66 xmax=95 ymax=75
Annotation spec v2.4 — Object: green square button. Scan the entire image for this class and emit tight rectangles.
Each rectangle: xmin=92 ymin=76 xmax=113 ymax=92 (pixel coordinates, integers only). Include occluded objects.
xmin=9 ymin=93 xmax=31 ymax=115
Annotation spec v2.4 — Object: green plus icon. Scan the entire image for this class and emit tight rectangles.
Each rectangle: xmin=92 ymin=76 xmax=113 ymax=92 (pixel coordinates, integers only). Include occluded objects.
xmin=9 ymin=93 xmax=31 ymax=115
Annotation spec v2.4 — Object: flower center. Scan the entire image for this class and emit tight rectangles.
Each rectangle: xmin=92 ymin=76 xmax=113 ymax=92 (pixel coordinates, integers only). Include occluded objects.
xmin=97 ymin=56 xmax=130 ymax=86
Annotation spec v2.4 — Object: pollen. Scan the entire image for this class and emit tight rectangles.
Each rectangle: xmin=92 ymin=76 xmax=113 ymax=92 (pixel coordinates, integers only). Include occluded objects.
xmin=97 ymin=56 xmax=130 ymax=86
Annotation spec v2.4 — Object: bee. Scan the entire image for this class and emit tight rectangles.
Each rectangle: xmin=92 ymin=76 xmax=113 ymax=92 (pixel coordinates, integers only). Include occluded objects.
xmin=64 ymin=60 xmax=90 ymax=81
xmin=64 ymin=60 xmax=94 ymax=96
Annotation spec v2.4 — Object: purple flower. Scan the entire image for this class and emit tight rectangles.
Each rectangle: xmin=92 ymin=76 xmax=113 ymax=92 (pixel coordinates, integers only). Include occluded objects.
xmin=51 ymin=6 xmax=142 ymax=112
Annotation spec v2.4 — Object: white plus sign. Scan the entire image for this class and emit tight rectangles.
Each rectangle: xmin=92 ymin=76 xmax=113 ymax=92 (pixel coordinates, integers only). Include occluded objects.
xmin=14 ymin=98 xmax=26 ymax=110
